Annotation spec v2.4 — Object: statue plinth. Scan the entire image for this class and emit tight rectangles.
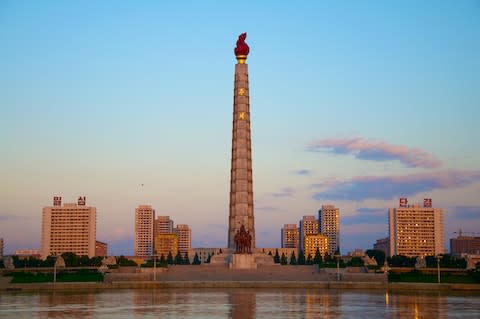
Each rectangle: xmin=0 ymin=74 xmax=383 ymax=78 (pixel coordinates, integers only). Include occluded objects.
xmin=230 ymin=254 xmax=257 ymax=269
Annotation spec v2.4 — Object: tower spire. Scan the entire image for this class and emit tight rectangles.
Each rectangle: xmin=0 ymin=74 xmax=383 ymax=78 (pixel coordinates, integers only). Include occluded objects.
xmin=228 ymin=33 xmax=255 ymax=250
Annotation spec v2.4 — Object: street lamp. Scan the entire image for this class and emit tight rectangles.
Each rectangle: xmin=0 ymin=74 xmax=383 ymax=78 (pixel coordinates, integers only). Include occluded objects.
xmin=335 ymin=252 xmax=341 ymax=281
xmin=53 ymin=254 xmax=57 ymax=286
xmin=436 ymin=255 xmax=441 ymax=284
xmin=153 ymin=254 xmax=157 ymax=281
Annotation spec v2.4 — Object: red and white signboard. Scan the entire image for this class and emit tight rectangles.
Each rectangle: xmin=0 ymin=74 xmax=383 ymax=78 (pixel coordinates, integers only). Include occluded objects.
xmin=399 ymin=198 xmax=408 ymax=207
xmin=78 ymin=196 xmax=86 ymax=206
xmin=53 ymin=196 xmax=62 ymax=206
xmin=424 ymin=198 xmax=432 ymax=208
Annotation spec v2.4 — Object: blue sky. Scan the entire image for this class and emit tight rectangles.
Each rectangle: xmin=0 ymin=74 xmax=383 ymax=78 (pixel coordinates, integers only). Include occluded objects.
xmin=1 ymin=1 xmax=479 ymax=255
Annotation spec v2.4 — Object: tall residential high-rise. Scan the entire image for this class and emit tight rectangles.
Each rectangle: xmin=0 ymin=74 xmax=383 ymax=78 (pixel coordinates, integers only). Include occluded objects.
xmin=389 ymin=198 xmax=444 ymax=257
xmin=154 ymin=233 xmax=178 ymax=259
xmin=228 ymin=33 xmax=255 ymax=250
xmin=298 ymin=216 xmax=318 ymax=252
xmin=299 ymin=216 xmax=319 ymax=252
xmin=450 ymin=233 xmax=480 ymax=255
xmin=155 ymin=216 xmax=174 ymax=236
xmin=175 ymin=224 xmax=191 ymax=256
xmin=304 ymin=234 xmax=329 ymax=259
xmin=373 ymin=237 xmax=390 ymax=257
xmin=281 ymin=224 xmax=299 ymax=249
xmin=95 ymin=240 xmax=108 ymax=257
xmin=41 ymin=196 xmax=96 ymax=259
xmin=134 ymin=205 xmax=155 ymax=258
xmin=318 ymin=205 xmax=340 ymax=255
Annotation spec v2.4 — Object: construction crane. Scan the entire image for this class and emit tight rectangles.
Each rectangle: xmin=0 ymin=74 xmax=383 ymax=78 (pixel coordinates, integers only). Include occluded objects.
xmin=453 ymin=229 xmax=480 ymax=237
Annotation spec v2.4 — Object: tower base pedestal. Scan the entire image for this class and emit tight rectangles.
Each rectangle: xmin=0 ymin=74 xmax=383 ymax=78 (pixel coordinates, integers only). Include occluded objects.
xmin=230 ymin=254 xmax=257 ymax=269
xmin=209 ymin=251 xmax=275 ymax=270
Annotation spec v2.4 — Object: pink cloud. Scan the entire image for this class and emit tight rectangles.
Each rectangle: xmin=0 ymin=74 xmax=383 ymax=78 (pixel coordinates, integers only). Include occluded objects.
xmin=269 ymin=187 xmax=296 ymax=198
xmin=308 ymin=137 xmax=442 ymax=168
xmin=313 ymin=170 xmax=480 ymax=201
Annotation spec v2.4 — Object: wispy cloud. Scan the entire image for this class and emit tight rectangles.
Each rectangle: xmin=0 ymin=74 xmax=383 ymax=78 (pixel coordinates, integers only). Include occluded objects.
xmin=308 ymin=137 xmax=442 ymax=168
xmin=269 ymin=187 xmax=296 ymax=198
xmin=342 ymin=208 xmax=387 ymax=226
xmin=450 ymin=206 xmax=480 ymax=220
xmin=313 ymin=170 xmax=480 ymax=201
xmin=0 ymin=213 xmax=26 ymax=221
xmin=294 ymin=169 xmax=313 ymax=176
xmin=256 ymin=206 xmax=281 ymax=212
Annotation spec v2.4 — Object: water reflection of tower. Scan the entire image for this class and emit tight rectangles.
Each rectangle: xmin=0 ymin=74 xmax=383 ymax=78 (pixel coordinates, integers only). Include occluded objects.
xmin=229 ymin=289 xmax=256 ymax=319
xmin=39 ymin=293 xmax=95 ymax=319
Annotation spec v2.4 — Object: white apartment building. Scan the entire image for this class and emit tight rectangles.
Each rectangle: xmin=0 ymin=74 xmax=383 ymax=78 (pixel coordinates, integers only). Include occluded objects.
xmin=41 ymin=196 xmax=96 ymax=259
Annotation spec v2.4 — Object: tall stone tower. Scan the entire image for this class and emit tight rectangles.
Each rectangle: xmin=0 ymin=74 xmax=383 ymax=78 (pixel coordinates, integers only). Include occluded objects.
xmin=228 ymin=33 xmax=255 ymax=250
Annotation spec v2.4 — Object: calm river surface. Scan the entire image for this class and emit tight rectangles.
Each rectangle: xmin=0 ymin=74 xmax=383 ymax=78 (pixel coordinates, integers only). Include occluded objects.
xmin=1 ymin=288 xmax=480 ymax=319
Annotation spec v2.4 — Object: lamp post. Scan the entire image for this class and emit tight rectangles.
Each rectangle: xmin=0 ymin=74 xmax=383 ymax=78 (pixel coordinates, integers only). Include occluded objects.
xmin=335 ymin=252 xmax=341 ymax=281
xmin=53 ymin=254 xmax=57 ymax=286
xmin=436 ymin=255 xmax=441 ymax=284
xmin=153 ymin=254 xmax=156 ymax=281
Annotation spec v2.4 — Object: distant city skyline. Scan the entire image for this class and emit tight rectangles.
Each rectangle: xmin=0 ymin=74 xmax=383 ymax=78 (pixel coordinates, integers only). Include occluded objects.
xmin=1 ymin=1 xmax=479 ymax=255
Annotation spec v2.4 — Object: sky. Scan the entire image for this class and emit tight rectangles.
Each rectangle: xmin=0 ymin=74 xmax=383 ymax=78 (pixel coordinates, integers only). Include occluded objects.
xmin=1 ymin=1 xmax=479 ymax=256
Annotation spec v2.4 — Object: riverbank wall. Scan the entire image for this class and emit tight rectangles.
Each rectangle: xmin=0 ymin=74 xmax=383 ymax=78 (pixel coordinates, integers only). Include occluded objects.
xmin=2 ymin=280 xmax=480 ymax=293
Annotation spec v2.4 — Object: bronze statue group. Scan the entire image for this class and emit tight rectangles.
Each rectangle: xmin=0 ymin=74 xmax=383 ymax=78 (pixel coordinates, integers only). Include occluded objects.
xmin=234 ymin=225 xmax=252 ymax=254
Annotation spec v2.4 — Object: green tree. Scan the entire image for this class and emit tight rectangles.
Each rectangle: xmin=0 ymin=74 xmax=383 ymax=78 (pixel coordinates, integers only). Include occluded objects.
xmin=306 ymin=254 xmax=313 ymax=265
xmin=174 ymin=252 xmax=183 ymax=265
xmin=324 ymin=254 xmax=334 ymax=263
xmin=79 ymin=255 xmax=91 ymax=266
xmin=160 ymin=254 xmax=166 ymax=265
xmin=268 ymin=251 xmax=273 ymax=256
xmin=167 ymin=252 xmax=174 ymax=265
xmin=62 ymin=252 xmax=80 ymax=267
xmin=24 ymin=256 xmax=42 ymax=268
xmin=280 ymin=253 xmax=288 ymax=265
xmin=0 ymin=259 xmax=4 ymax=268
xmin=365 ymin=249 xmax=386 ymax=266
xmin=41 ymin=256 xmax=56 ymax=267
xmin=290 ymin=251 xmax=297 ymax=265
xmin=298 ymin=250 xmax=305 ymax=265
xmin=183 ymin=252 xmax=190 ymax=265
xmin=274 ymin=249 xmax=280 ymax=263
xmin=313 ymin=248 xmax=322 ymax=265
xmin=347 ymin=257 xmax=364 ymax=267
xmin=192 ymin=253 xmax=201 ymax=265
xmin=387 ymin=255 xmax=416 ymax=267
xmin=12 ymin=255 xmax=22 ymax=268
xmin=117 ymin=256 xmax=137 ymax=266
xmin=89 ymin=256 xmax=103 ymax=267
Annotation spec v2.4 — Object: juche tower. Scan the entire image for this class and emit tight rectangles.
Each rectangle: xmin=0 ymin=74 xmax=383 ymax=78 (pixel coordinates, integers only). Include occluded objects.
xmin=228 ymin=33 xmax=255 ymax=250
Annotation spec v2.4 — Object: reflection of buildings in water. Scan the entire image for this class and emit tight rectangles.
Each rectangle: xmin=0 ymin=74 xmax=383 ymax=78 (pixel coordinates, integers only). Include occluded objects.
xmin=132 ymin=289 xmax=185 ymax=316
xmin=39 ymin=292 xmax=95 ymax=319
xmin=229 ymin=289 xmax=256 ymax=319
xmin=304 ymin=289 xmax=341 ymax=319
xmin=389 ymin=293 xmax=447 ymax=319
xmin=270 ymin=289 xmax=303 ymax=318
xmin=253 ymin=289 xmax=342 ymax=319
xmin=133 ymin=289 xmax=230 ymax=317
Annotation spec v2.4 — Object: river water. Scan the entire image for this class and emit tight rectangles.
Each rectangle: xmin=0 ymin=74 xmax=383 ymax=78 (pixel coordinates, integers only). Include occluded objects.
xmin=1 ymin=288 xmax=480 ymax=318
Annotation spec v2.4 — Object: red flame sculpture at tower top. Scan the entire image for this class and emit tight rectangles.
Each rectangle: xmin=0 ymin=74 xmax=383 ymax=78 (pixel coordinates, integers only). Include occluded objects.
xmin=234 ymin=33 xmax=250 ymax=57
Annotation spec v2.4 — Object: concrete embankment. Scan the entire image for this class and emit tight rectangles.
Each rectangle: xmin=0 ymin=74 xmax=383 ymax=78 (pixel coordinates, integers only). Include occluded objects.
xmin=2 ymin=281 xmax=480 ymax=293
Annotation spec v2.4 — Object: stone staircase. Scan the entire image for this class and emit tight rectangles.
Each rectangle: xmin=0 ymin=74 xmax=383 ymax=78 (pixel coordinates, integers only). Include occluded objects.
xmin=156 ymin=265 xmax=332 ymax=281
